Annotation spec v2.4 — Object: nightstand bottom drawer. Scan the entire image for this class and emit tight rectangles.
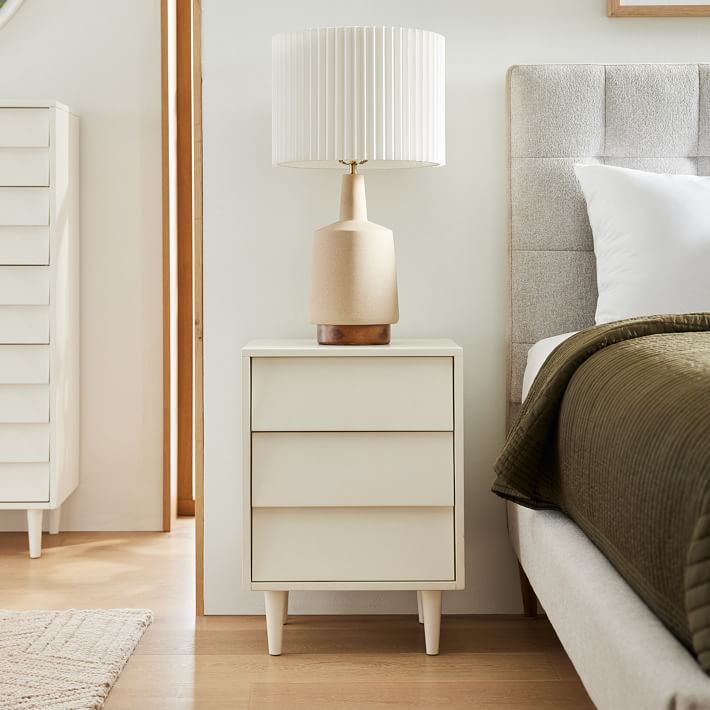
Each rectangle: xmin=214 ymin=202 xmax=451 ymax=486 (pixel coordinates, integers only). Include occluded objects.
xmin=252 ymin=507 xmax=454 ymax=582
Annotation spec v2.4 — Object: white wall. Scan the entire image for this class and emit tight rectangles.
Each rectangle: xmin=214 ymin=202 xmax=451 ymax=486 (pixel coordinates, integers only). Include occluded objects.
xmin=202 ymin=0 xmax=710 ymax=613
xmin=0 ymin=0 xmax=163 ymax=531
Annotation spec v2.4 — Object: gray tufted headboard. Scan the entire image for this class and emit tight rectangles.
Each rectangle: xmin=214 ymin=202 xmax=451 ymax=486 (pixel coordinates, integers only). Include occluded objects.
xmin=507 ymin=63 xmax=710 ymax=423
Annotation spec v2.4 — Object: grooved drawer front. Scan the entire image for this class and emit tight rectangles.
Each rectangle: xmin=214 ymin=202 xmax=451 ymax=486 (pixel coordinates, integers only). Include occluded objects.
xmin=251 ymin=357 xmax=453 ymax=431
xmin=252 ymin=432 xmax=454 ymax=507
xmin=0 ymin=109 xmax=49 ymax=147
xmin=252 ymin=507 xmax=455 ymax=582
xmin=0 ymin=423 xmax=49 ymax=462
xmin=0 ymin=267 xmax=49 ymax=304
xmin=0 ymin=463 xmax=49 ymax=502
xmin=0 ymin=385 xmax=49 ymax=423
xmin=0 ymin=188 xmax=49 ymax=226
xmin=0 ymin=306 xmax=49 ymax=343
xmin=0 ymin=227 xmax=49 ymax=265
xmin=0 ymin=345 xmax=49 ymax=383
xmin=0 ymin=148 xmax=50 ymax=186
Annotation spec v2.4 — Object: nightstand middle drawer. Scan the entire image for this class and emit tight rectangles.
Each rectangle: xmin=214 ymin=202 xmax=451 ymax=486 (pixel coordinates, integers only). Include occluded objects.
xmin=252 ymin=431 xmax=454 ymax=507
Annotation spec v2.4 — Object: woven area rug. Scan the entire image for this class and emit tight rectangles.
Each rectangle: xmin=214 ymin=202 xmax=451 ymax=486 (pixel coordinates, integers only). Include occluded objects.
xmin=0 ymin=608 xmax=152 ymax=710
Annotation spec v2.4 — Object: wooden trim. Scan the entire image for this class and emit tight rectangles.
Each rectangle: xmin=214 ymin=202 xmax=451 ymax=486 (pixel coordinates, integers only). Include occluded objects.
xmin=193 ymin=0 xmax=205 ymax=617
xmin=163 ymin=0 xmax=203 ymax=610
xmin=176 ymin=0 xmax=194 ymax=518
xmin=161 ymin=0 xmax=178 ymax=532
xmin=609 ymin=0 xmax=710 ymax=16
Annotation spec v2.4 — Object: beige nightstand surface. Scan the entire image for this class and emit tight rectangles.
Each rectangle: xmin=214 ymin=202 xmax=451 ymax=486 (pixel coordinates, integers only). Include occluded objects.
xmin=242 ymin=338 xmax=464 ymax=655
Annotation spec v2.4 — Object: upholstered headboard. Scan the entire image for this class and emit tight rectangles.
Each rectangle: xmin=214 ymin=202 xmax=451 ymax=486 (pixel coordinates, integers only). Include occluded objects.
xmin=507 ymin=63 xmax=710 ymax=422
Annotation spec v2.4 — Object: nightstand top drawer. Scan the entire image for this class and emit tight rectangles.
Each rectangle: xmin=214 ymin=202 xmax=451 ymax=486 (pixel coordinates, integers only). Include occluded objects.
xmin=251 ymin=356 xmax=453 ymax=432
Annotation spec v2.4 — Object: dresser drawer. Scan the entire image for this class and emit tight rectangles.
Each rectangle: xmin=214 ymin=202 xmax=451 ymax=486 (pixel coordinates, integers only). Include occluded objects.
xmin=0 ymin=345 xmax=49 ymax=383
xmin=0 ymin=188 xmax=50 ymax=226
xmin=0 ymin=306 xmax=49 ymax=343
xmin=0 ymin=148 xmax=49 ymax=187
xmin=0 ymin=463 xmax=49 ymax=502
xmin=0 ymin=109 xmax=49 ymax=148
xmin=0 ymin=227 xmax=49 ymax=265
xmin=252 ymin=431 xmax=454 ymax=507
xmin=0 ymin=267 xmax=49 ymax=304
xmin=251 ymin=357 xmax=453 ymax=431
xmin=252 ymin=507 xmax=454 ymax=582
xmin=0 ymin=385 xmax=49 ymax=423
xmin=0 ymin=423 xmax=49 ymax=462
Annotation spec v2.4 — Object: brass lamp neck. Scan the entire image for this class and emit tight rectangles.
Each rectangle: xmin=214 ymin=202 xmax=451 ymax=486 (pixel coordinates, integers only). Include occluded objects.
xmin=338 ymin=159 xmax=368 ymax=175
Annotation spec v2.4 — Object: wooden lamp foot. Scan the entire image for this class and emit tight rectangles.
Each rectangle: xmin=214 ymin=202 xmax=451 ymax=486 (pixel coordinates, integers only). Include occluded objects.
xmin=317 ymin=324 xmax=390 ymax=345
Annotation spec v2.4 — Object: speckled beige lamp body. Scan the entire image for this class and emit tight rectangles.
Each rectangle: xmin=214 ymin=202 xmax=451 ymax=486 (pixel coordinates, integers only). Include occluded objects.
xmin=310 ymin=173 xmax=398 ymax=330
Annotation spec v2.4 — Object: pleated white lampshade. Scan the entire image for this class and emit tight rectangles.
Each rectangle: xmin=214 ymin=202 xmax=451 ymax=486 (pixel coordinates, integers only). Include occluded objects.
xmin=272 ymin=27 xmax=445 ymax=168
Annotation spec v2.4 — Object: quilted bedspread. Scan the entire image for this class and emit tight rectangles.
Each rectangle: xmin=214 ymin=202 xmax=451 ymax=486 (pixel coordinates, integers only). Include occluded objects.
xmin=492 ymin=313 xmax=710 ymax=671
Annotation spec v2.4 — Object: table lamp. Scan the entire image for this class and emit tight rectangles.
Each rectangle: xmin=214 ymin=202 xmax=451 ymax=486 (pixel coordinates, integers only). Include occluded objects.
xmin=272 ymin=27 xmax=445 ymax=345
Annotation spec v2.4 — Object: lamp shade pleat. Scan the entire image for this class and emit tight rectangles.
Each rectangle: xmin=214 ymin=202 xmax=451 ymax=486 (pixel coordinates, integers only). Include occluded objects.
xmin=272 ymin=27 xmax=445 ymax=168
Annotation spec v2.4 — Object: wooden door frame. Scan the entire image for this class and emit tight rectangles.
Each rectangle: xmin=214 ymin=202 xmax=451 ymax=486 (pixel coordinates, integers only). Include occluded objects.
xmin=176 ymin=0 xmax=195 ymax=518
xmin=161 ymin=0 xmax=204 ymax=615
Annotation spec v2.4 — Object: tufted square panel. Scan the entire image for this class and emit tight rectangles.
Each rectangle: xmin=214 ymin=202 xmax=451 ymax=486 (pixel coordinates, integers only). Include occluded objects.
xmin=511 ymin=158 xmax=600 ymax=251
xmin=508 ymin=64 xmax=710 ymax=416
xmin=699 ymin=65 xmax=710 ymax=155
xmin=605 ymin=65 xmax=699 ymax=157
xmin=511 ymin=250 xmax=597 ymax=344
xmin=510 ymin=65 xmax=605 ymax=158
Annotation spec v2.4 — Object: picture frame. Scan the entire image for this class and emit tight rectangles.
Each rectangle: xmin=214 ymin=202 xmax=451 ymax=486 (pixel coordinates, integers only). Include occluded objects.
xmin=0 ymin=0 xmax=24 ymax=30
xmin=609 ymin=0 xmax=710 ymax=16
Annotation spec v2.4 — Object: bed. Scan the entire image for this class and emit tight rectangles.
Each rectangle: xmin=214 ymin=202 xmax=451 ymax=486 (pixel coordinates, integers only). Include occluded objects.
xmin=502 ymin=64 xmax=710 ymax=710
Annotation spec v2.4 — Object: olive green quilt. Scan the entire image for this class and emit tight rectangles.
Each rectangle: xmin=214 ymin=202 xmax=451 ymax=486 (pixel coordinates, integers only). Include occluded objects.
xmin=493 ymin=313 xmax=710 ymax=671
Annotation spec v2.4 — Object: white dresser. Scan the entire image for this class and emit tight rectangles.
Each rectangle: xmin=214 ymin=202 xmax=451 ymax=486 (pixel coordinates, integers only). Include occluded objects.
xmin=242 ymin=339 xmax=464 ymax=655
xmin=0 ymin=102 xmax=80 ymax=558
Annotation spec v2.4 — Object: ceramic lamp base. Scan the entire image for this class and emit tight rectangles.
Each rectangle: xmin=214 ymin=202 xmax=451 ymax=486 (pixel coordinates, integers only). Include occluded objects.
xmin=317 ymin=324 xmax=390 ymax=346
xmin=310 ymin=173 xmax=399 ymax=343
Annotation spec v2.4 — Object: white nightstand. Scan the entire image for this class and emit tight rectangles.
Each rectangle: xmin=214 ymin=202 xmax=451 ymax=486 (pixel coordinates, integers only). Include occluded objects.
xmin=241 ymin=339 xmax=464 ymax=655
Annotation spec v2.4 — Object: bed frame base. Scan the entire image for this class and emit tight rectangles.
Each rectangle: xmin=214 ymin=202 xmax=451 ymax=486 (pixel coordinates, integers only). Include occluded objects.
xmin=518 ymin=562 xmax=539 ymax=616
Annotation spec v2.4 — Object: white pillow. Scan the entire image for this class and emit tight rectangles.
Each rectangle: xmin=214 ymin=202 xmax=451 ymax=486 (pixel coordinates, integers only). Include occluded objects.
xmin=574 ymin=163 xmax=710 ymax=324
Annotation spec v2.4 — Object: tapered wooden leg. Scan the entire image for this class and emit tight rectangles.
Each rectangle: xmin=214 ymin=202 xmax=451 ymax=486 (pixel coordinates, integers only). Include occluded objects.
xmin=27 ymin=509 xmax=43 ymax=559
xmin=282 ymin=591 xmax=289 ymax=625
xmin=48 ymin=507 xmax=61 ymax=535
xmin=518 ymin=562 xmax=539 ymax=617
xmin=416 ymin=591 xmax=423 ymax=623
xmin=264 ymin=591 xmax=288 ymax=655
xmin=421 ymin=590 xmax=442 ymax=655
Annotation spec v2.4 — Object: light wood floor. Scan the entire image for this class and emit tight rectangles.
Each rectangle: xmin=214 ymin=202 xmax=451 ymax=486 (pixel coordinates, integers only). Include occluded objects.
xmin=0 ymin=519 xmax=593 ymax=709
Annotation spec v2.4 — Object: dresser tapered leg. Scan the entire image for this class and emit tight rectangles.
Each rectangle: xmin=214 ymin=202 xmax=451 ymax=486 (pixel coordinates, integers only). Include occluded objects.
xmin=282 ymin=591 xmax=289 ymax=625
xmin=421 ymin=591 xmax=442 ymax=655
xmin=27 ymin=509 xmax=43 ymax=559
xmin=48 ymin=507 xmax=61 ymax=535
xmin=264 ymin=591 xmax=288 ymax=655
xmin=416 ymin=591 xmax=424 ymax=623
